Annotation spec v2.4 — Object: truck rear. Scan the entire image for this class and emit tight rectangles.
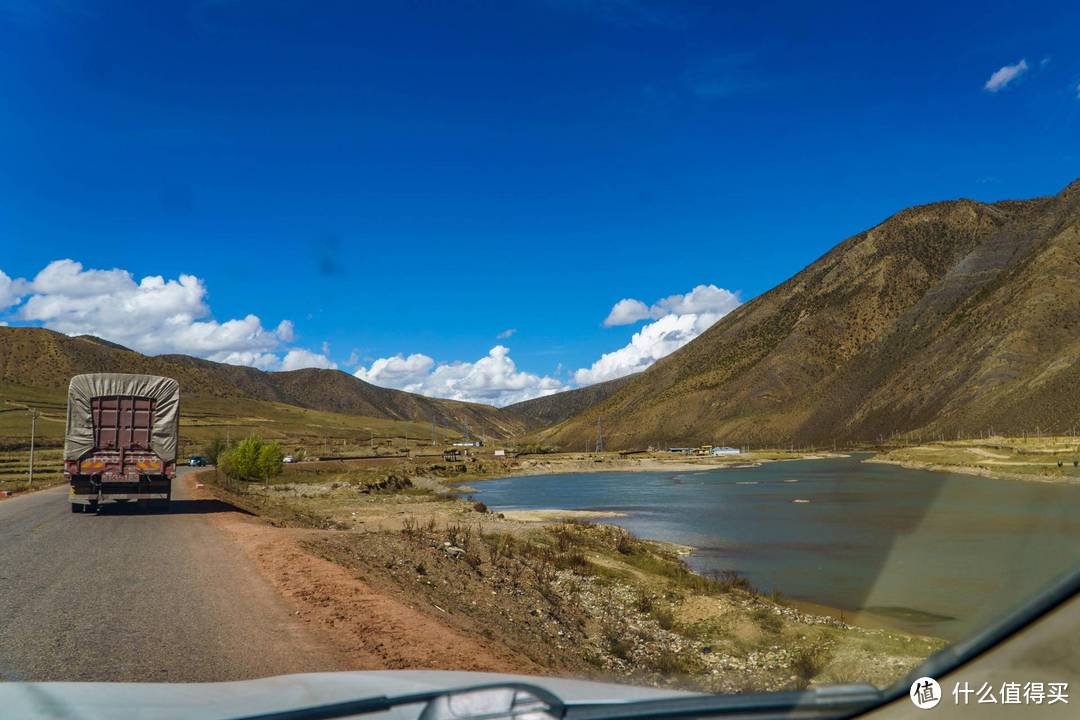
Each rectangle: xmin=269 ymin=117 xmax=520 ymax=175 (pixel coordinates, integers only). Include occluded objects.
xmin=65 ymin=373 xmax=180 ymax=513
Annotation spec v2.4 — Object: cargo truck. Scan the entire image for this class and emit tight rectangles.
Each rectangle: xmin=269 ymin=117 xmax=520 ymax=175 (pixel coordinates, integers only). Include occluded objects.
xmin=65 ymin=373 xmax=180 ymax=513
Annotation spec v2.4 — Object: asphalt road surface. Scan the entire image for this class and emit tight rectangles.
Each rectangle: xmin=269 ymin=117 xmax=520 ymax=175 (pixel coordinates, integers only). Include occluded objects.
xmin=0 ymin=469 xmax=343 ymax=682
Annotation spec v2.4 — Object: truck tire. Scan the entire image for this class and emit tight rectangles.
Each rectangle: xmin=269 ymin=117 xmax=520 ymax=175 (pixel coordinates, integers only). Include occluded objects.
xmin=70 ymin=503 xmax=83 ymax=514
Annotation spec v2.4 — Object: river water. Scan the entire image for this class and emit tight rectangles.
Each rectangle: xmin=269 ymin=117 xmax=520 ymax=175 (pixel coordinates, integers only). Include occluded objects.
xmin=470 ymin=456 xmax=1080 ymax=640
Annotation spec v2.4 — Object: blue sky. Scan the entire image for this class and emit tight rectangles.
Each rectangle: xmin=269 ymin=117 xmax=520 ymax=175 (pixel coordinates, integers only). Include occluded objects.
xmin=2 ymin=0 xmax=1079 ymax=405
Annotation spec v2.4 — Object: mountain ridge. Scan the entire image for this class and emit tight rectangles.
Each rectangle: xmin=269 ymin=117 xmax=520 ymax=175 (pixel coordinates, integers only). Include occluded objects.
xmin=0 ymin=327 xmax=524 ymax=437
xmin=540 ymin=180 xmax=1080 ymax=448
xmin=0 ymin=326 xmax=625 ymax=437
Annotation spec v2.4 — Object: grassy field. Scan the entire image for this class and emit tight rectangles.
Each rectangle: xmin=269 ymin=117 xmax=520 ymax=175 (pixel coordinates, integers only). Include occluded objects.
xmin=0 ymin=381 xmax=478 ymax=496
xmin=875 ymin=436 xmax=1080 ymax=481
xmin=203 ymin=456 xmax=945 ymax=694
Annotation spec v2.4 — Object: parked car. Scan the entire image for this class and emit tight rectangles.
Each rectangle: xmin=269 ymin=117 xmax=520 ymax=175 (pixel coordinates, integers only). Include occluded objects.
xmin=187 ymin=456 xmax=207 ymax=467
xmin=282 ymin=455 xmax=295 ymax=463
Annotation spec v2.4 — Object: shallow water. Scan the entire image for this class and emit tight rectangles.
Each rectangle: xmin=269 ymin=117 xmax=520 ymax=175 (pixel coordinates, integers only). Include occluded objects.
xmin=471 ymin=456 xmax=1080 ymax=640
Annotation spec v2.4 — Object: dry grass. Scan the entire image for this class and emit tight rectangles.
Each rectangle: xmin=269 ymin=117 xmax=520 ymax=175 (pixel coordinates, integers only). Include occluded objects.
xmin=877 ymin=436 xmax=1080 ymax=481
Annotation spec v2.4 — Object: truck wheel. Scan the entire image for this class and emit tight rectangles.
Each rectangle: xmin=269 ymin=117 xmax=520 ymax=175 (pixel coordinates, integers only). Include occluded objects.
xmin=70 ymin=503 xmax=83 ymax=514
xmin=88 ymin=500 xmax=99 ymax=513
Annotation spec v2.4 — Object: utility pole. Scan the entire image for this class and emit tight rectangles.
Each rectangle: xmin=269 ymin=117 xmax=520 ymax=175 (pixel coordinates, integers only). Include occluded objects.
xmin=431 ymin=416 xmax=437 ymax=446
xmin=595 ymin=416 xmax=603 ymax=454
xmin=370 ymin=429 xmax=374 ymax=450
xmin=28 ymin=408 xmax=38 ymax=487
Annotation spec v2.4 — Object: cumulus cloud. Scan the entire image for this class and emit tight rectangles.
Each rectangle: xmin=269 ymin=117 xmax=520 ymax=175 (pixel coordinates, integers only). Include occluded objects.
xmin=281 ymin=348 xmax=338 ymax=371
xmin=984 ymin=59 xmax=1028 ymax=92
xmin=356 ymin=353 xmax=436 ymax=387
xmin=208 ymin=351 xmax=282 ymax=371
xmin=0 ymin=269 xmax=27 ymax=309
xmin=577 ymin=284 xmax=741 ymax=384
xmin=603 ymin=298 xmax=651 ymax=326
xmin=0 ymin=259 xmax=307 ymax=369
xmin=355 ymin=346 xmax=565 ymax=406
xmin=603 ymin=284 xmax=740 ymax=326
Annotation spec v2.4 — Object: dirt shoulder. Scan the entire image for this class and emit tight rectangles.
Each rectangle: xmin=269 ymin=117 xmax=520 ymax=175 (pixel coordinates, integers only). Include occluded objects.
xmin=186 ymin=473 xmax=542 ymax=675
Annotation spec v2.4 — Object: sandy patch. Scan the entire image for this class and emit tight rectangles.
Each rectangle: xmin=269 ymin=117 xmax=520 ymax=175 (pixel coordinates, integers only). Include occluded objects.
xmin=498 ymin=508 xmax=628 ymax=522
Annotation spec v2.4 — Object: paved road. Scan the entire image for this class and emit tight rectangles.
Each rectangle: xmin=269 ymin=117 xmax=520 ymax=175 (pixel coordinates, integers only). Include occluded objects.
xmin=0 ymin=469 xmax=343 ymax=682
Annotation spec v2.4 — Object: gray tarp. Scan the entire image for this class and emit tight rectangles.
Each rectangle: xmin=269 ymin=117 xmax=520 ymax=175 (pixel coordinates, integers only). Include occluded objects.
xmin=65 ymin=373 xmax=180 ymax=462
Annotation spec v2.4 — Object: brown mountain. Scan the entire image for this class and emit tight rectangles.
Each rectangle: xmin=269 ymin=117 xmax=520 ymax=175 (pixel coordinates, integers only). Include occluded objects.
xmin=502 ymin=375 xmax=635 ymax=431
xmin=0 ymin=327 xmax=523 ymax=437
xmin=541 ymin=179 xmax=1080 ymax=449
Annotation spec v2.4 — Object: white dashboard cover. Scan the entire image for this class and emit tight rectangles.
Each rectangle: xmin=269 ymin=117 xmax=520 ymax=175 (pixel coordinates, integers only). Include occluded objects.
xmin=65 ymin=373 xmax=180 ymax=462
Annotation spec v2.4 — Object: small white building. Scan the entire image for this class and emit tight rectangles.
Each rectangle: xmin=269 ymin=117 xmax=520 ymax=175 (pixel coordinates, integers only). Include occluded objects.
xmin=711 ymin=446 xmax=741 ymax=456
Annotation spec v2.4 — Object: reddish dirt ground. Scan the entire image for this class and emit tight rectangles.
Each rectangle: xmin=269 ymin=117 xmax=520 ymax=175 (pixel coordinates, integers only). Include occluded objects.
xmin=188 ymin=475 xmax=538 ymax=674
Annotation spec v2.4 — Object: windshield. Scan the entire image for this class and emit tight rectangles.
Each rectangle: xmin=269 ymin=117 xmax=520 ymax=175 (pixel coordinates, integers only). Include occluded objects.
xmin=2 ymin=1 xmax=1079 ymax=718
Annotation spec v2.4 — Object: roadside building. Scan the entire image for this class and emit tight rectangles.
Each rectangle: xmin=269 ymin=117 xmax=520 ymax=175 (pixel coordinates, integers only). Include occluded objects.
xmin=710 ymin=446 xmax=741 ymax=456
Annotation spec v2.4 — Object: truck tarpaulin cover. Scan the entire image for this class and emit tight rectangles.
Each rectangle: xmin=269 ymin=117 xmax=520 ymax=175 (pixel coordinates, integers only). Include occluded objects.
xmin=64 ymin=373 xmax=180 ymax=462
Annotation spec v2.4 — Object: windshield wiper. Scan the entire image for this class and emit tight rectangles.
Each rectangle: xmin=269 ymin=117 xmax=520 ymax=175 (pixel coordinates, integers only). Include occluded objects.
xmin=232 ymin=682 xmax=567 ymax=720
xmin=232 ymin=681 xmax=884 ymax=720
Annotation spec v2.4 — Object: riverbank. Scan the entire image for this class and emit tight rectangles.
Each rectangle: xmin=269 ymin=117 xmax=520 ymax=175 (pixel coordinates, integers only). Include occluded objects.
xmin=197 ymin=458 xmax=945 ymax=694
xmin=442 ymin=450 xmax=851 ymax=485
xmin=869 ymin=438 xmax=1080 ymax=485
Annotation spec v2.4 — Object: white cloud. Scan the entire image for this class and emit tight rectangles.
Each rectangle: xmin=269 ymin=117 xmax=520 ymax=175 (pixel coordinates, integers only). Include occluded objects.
xmin=356 ymin=353 xmax=436 ymax=387
xmin=603 ymin=284 xmax=740 ymax=326
xmin=496 ymin=328 xmax=517 ymax=339
xmin=355 ymin=346 xmax=565 ymax=406
xmin=984 ymin=59 xmax=1028 ymax=92
xmin=1075 ymin=81 xmax=1080 ymax=100
xmin=281 ymin=348 xmax=338 ymax=371
xmin=652 ymin=284 xmax=741 ymax=316
xmin=603 ymin=298 xmax=651 ymax=326
xmin=208 ymin=351 xmax=281 ymax=371
xmin=577 ymin=284 xmax=741 ymax=385
xmin=0 ymin=269 xmax=27 ymax=309
xmin=3 ymin=259 xmax=295 ymax=368
xmin=276 ymin=320 xmax=295 ymax=343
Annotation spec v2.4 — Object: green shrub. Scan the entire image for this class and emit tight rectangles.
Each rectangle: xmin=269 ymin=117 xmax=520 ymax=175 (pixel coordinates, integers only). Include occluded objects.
xmin=219 ymin=435 xmax=284 ymax=484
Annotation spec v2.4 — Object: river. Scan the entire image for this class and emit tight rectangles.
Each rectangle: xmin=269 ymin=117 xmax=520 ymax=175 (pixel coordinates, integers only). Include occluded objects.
xmin=470 ymin=455 xmax=1080 ymax=640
